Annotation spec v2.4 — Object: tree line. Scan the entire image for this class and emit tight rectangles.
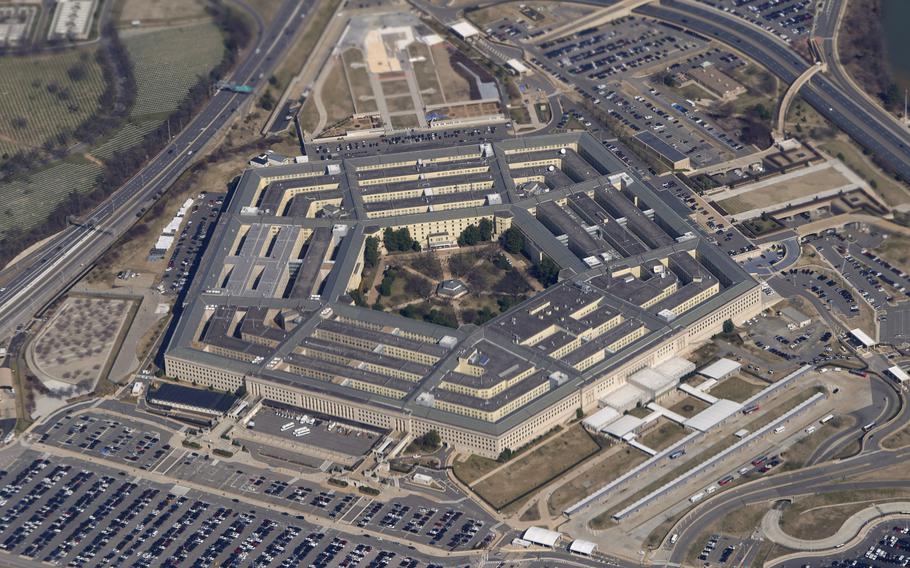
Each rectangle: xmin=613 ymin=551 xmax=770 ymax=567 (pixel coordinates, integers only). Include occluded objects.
xmin=0 ymin=2 xmax=253 ymax=269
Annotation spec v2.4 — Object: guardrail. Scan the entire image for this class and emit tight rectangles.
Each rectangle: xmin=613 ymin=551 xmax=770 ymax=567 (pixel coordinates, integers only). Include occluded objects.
xmin=612 ymin=391 xmax=825 ymax=520
xmin=564 ymin=365 xmax=816 ymax=516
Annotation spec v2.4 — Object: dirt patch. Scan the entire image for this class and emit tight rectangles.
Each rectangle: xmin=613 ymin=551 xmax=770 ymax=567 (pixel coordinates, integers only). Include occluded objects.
xmin=707 ymin=375 xmax=764 ymax=403
xmin=667 ymin=396 xmax=710 ymax=418
xmin=716 ymin=166 xmax=852 ymax=215
xmin=118 ymin=0 xmax=209 ymax=23
xmin=321 ymin=58 xmax=356 ymax=125
xmin=638 ymin=420 xmax=688 ymax=452
xmin=430 ymin=44 xmax=473 ymax=102
xmin=472 ymin=424 xmax=601 ymax=510
xmin=547 ymin=443 xmax=646 ymax=515
xmin=30 ymin=296 xmax=132 ymax=385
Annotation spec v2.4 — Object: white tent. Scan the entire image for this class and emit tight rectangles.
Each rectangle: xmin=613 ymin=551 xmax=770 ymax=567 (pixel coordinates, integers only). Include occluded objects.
xmin=523 ymin=527 xmax=561 ymax=548
xmin=569 ymin=539 xmax=597 ymax=555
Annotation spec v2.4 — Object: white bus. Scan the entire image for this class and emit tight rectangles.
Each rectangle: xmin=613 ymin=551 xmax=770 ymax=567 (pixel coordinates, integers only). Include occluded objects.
xmin=862 ymin=422 xmax=876 ymax=432
xmin=281 ymin=422 xmax=295 ymax=432
xmin=689 ymin=492 xmax=705 ymax=503
xmin=820 ymin=414 xmax=834 ymax=424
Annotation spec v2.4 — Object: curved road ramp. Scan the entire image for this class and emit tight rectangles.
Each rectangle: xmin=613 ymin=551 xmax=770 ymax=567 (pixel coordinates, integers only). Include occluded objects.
xmin=763 ymin=501 xmax=910 ymax=553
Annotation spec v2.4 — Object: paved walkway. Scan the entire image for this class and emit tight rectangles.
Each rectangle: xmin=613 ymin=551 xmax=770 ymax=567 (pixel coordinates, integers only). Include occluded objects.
xmin=762 ymin=501 xmax=910 ymax=550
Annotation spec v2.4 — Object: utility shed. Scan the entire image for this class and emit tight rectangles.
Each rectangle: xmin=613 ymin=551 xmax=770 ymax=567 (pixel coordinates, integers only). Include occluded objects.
xmin=569 ymin=540 xmax=597 ymax=555
xmin=523 ymin=527 xmax=561 ymax=548
xmin=781 ymin=307 xmax=811 ymax=328
xmin=684 ymin=399 xmax=743 ymax=432
xmin=699 ymin=358 xmax=741 ymax=381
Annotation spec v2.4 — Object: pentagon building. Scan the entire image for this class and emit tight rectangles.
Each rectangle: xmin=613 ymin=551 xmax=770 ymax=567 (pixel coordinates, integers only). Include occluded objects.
xmin=165 ymin=132 xmax=762 ymax=458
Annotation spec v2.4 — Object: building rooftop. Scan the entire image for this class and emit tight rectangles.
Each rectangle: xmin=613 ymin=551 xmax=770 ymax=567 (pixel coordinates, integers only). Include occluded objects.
xmin=165 ymin=132 xmax=758 ymax=435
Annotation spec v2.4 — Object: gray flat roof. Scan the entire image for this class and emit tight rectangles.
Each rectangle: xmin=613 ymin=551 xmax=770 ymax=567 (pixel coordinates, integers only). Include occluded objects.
xmin=165 ymin=131 xmax=758 ymax=436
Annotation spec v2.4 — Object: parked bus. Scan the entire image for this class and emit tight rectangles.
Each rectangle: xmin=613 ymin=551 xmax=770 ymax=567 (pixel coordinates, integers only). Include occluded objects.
xmin=820 ymin=414 xmax=834 ymax=424
xmin=281 ymin=422 xmax=295 ymax=432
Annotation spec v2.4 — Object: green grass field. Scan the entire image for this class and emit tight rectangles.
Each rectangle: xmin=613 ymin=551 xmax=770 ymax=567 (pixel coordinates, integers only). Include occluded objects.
xmin=122 ymin=22 xmax=226 ymax=119
xmin=0 ymin=48 xmax=105 ymax=156
xmin=0 ymin=159 xmax=103 ymax=239
xmin=1 ymin=22 xmax=225 ymax=243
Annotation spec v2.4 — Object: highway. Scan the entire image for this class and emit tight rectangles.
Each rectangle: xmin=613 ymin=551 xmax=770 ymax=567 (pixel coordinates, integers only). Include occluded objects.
xmin=635 ymin=0 xmax=910 ymax=183
xmin=0 ymin=0 xmax=314 ymax=341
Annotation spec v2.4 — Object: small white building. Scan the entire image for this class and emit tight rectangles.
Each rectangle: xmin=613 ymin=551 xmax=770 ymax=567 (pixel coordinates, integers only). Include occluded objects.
xmin=506 ymin=58 xmax=530 ymax=75
xmin=781 ymin=307 xmax=811 ymax=328
xmin=450 ymin=20 xmax=480 ymax=40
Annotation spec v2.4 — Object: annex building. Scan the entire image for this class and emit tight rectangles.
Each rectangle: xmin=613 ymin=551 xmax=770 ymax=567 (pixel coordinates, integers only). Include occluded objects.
xmin=165 ymin=132 xmax=762 ymax=458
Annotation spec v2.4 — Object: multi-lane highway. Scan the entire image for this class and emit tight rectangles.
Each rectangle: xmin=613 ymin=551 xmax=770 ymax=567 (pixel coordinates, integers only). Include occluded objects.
xmin=636 ymin=0 xmax=910 ymax=184
xmin=0 ymin=0 xmax=314 ymax=340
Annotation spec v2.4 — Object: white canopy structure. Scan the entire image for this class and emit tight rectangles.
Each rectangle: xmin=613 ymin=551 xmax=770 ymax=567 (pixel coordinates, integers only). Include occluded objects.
xmin=523 ymin=527 xmax=561 ymax=547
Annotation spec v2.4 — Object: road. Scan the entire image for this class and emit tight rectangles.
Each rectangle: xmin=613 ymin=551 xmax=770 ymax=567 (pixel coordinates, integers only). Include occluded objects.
xmin=635 ymin=0 xmax=910 ymax=183
xmin=0 ymin=0 xmax=314 ymax=341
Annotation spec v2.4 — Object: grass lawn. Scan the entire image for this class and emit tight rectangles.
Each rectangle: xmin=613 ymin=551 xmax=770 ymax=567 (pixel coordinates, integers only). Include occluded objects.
xmin=452 ymin=454 xmax=498 ymax=485
xmin=627 ymin=406 xmax=651 ymax=419
xmin=781 ymin=415 xmax=854 ymax=469
xmin=385 ymin=95 xmax=415 ymax=113
xmin=638 ymin=420 xmax=688 ymax=452
xmin=272 ymin=0 xmax=342 ymax=88
xmin=472 ymin=424 xmax=601 ymax=510
xmin=708 ymin=376 xmax=764 ymax=403
xmin=780 ymin=489 xmax=910 ymax=540
xmin=882 ymin=421 xmax=910 ymax=450
xmin=874 ymin=235 xmax=910 ymax=268
xmin=390 ymin=115 xmax=420 ymax=130
xmin=547 ymin=445 xmax=647 ymax=515
xmin=321 ymin=60 xmax=356 ymax=125
xmin=667 ymin=396 xmax=710 ymax=418
xmin=0 ymin=47 xmax=105 ymax=156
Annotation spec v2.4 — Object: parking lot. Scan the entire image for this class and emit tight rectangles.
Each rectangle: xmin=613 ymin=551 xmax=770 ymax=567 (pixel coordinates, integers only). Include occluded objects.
xmin=37 ymin=412 xmax=177 ymax=472
xmin=696 ymin=0 xmax=815 ymax=43
xmin=0 ymin=448 xmax=488 ymax=568
xmin=789 ymin=523 xmax=910 ymax=568
xmin=250 ymin=404 xmax=382 ymax=457
xmin=160 ymin=193 xmax=225 ymax=296
xmin=742 ymin=309 xmax=835 ymax=366
xmin=534 ymin=16 xmax=704 ymax=83
xmin=777 ymin=266 xmax=862 ymax=322
xmin=305 ymin=125 xmax=509 ymax=161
